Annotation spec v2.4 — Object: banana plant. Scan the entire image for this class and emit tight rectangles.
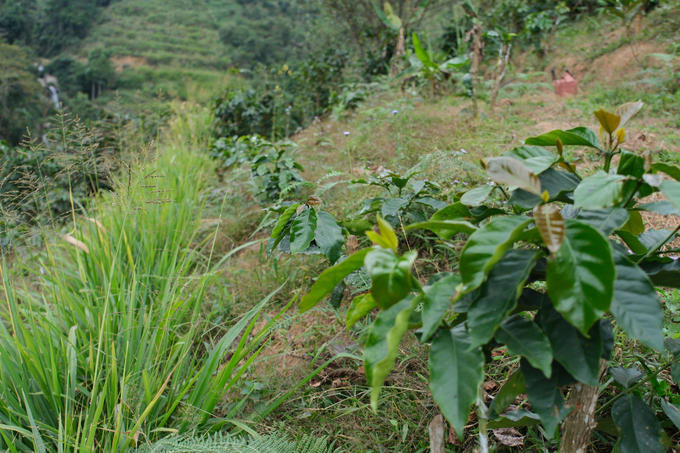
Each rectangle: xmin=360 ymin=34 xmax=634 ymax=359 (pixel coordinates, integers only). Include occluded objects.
xmin=295 ymin=101 xmax=680 ymax=452
xmin=405 ymin=32 xmax=469 ymax=98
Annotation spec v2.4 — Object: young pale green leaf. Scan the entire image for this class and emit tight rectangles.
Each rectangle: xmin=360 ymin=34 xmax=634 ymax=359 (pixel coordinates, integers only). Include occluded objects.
xmin=467 ymin=249 xmax=539 ymax=349
xmin=365 ymin=248 xmax=416 ymax=310
xmin=495 ymin=316 xmax=553 ymax=379
xmin=412 ymin=32 xmax=435 ymax=68
xmin=615 ymin=100 xmax=644 ymax=131
xmin=610 ymin=251 xmax=664 ymax=351
xmin=576 ymin=207 xmax=630 ymax=236
xmin=485 ymin=157 xmax=542 ymax=195
xmin=346 ymin=293 xmax=378 ymax=329
xmin=364 ymin=296 xmax=420 ymax=411
xmin=573 ymin=172 xmax=627 ymax=209
xmin=612 ymin=394 xmax=664 ymax=453
xmin=429 ymin=325 xmax=485 ymax=441
xmin=289 ymin=206 xmax=318 ymax=253
xmin=488 ymin=368 xmax=526 ymax=419
xmin=377 ymin=215 xmax=399 ymax=251
xmin=540 ymin=306 xmax=603 ymax=386
xmin=315 ymin=211 xmax=345 ymax=264
xmin=533 ymin=204 xmax=564 ymax=253
xmin=460 ymin=185 xmax=494 ymax=206
xmin=272 ymin=203 xmax=301 ymax=238
xmin=652 ymin=163 xmax=680 ymax=181
xmin=405 ymin=220 xmax=477 ymax=240
xmin=618 ymin=209 xmax=645 ymax=236
xmin=661 ymin=180 xmax=680 ymax=213
xmin=593 ymin=108 xmax=621 ymax=134
xmin=546 ymin=219 xmax=615 ymax=333
xmin=459 ymin=216 xmax=533 ymax=292
xmin=520 ymin=359 xmax=572 ymax=439
xmin=525 ymin=127 xmax=602 ymax=150
xmin=660 ymin=399 xmax=680 ymax=431
xmin=300 ymin=249 xmax=370 ymax=312
xmin=421 ymin=274 xmax=462 ymax=342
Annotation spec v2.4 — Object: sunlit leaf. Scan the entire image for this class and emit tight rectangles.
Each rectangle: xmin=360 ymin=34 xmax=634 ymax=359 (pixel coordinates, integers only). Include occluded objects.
xmin=533 ymin=204 xmax=564 ymax=253
xmin=365 ymin=296 xmax=420 ymax=411
xmin=525 ymin=127 xmax=602 ymax=150
xmin=300 ymin=249 xmax=370 ymax=312
xmin=593 ymin=108 xmax=621 ymax=134
xmin=460 ymin=185 xmax=494 ymax=206
xmin=365 ymin=248 xmax=416 ymax=309
xmin=346 ymin=293 xmax=378 ymax=329
xmin=272 ymin=203 xmax=301 ymax=238
xmin=405 ymin=220 xmax=477 ymax=240
xmin=573 ymin=172 xmax=627 ymax=209
xmin=429 ymin=325 xmax=484 ymax=441
xmin=485 ymin=157 xmax=542 ymax=195
xmin=546 ymin=220 xmax=615 ymax=333
xmin=615 ymin=100 xmax=644 ymax=131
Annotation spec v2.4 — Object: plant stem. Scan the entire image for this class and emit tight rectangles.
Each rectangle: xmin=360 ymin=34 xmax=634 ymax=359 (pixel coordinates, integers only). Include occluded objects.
xmin=603 ymin=152 xmax=613 ymax=173
xmin=636 ymin=224 xmax=680 ymax=264
xmin=595 ymin=356 xmax=679 ymax=416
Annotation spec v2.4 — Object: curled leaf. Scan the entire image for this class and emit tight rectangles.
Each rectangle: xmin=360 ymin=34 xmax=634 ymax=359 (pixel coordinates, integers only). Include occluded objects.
xmin=615 ymin=100 xmax=644 ymax=131
xmin=555 ymin=138 xmax=563 ymax=157
xmin=296 ymin=204 xmax=305 ymax=215
xmin=643 ymin=174 xmax=663 ymax=187
xmin=616 ymin=128 xmax=626 ymax=144
xmin=533 ymin=204 xmax=564 ymax=253
xmin=593 ymin=108 xmax=621 ymax=135
xmin=486 ymin=157 xmax=542 ymax=195
xmin=306 ymin=195 xmax=322 ymax=206
xmin=63 ymin=234 xmax=89 ymax=254
xmin=643 ymin=150 xmax=652 ymax=173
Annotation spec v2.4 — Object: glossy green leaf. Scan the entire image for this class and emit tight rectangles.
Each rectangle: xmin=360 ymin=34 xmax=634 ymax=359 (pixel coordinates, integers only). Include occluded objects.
xmin=509 ymin=168 xmax=580 ymax=209
xmin=660 ymin=399 xmax=680 ymax=430
xmin=610 ymin=251 xmax=664 ymax=351
xmin=412 ymin=32 xmax=434 ymax=68
xmin=520 ymin=359 xmax=572 ymax=439
xmin=488 ymin=368 xmax=526 ymax=419
xmin=637 ymin=201 xmax=680 ymax=217
xmin=616 ymin=230 xmax=647 ymax=254
xmin=365 ymin=248 xmax=416 ymax=309
xmin=431 ymin=202 xmax=472 ymax=221
xmin=340 ymin=218 xmax=373 ymax=235
xmin=546 ymin=219 xmax=615 ymax=333
xmin=460 ymin=216 xmax=533 ymax=292
xmin=617 ymin=150 xmax=645 ymax=179
xmin=470 ymin=205 xmax=505 ymax=222
xmin=576 ymin=208 xmax=630 ymax=236
xmin=540 ymin=306 xmax=603 ymax=386
xmin=525 ymin=127 xmax=602 ymax=150
xmin=314 ymin=211 xmax=345 ymax=264
xmin=460 ymin=185 xmax=494 ymax=206
xmin=405 ymin=220 xmax=477 ymax=240
xmin=612 ymin=394 xmax=664 ymax=453
xmin=346 ymin=293 xmax=378 ymax=329
xmin=421 ymin=274 xmax=462 ymax=342
xmin=468 ymin=249 xmax=539 ymax=348
xmin=638 ymin=257 xmax=680 ymax=288
xmin=300 ymin=249 xmax=370 ymax=312
xmin=574 ymin=172 xmax=627 ymax=209
xmin=639 ymin=228 xmax=674 ymax=250
xmin=429 ymin=325 xmax=484 ymax=441
xmin=365 ymin=296 xmax=420 ymax=410
xmin=652 ymin=162 xmax=680 ymax=182
xmin=495 ymin=316 xmax=552 ymax=378
xmin=290 ymin=206 xmax=318 ymax=253
xmin=272 ymin=203 xmax=301 ymax=238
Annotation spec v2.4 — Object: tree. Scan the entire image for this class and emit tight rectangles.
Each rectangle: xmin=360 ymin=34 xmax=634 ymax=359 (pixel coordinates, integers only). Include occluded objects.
xmin=0 ymin=43 xmax=42 ymax=144
xmin=80 ymin=48 xmax=114 ymax=100
xmin=0 ymin=0 xmax=37 ymax=45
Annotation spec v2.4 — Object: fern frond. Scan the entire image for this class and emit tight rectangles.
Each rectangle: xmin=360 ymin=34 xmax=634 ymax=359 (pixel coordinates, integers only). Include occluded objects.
xmin=132 ymin=432 xmax=341 ymax=453
xmin=315 ymin=170 xmax=346 ymax=185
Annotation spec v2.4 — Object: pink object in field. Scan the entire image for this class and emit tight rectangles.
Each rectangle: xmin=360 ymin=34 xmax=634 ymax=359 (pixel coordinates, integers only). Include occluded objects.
xmin=552 ymin=69 xmax=578 ymax=97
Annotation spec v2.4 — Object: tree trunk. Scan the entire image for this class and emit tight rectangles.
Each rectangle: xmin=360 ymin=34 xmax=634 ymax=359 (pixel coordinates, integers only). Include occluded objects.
xmin=390 ymin=27 xmax=406 ymax=77
xmin=429 ymin=414 xmax=446 ymax=453
xmin=560 ymin=360 xmax=607 ymax=453
xmin=489 ymin=43 xmax=511 ymax=115
xmin=91 ymin=81 xmax=96 ymax=101
xmin=466 ymin=24 xmax=484 ymax=119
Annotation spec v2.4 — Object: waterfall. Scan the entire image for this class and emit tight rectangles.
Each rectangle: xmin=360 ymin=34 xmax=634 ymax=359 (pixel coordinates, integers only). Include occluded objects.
xmin=48 ymin=85 xmax=59 ymax=109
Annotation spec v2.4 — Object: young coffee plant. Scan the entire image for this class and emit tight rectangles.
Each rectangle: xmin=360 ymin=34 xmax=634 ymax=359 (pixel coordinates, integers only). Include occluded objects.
xmin=249 ymin=139 xmax=307 ymax=203
xmin=291 ymin=101 xmax=680 ymax=451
